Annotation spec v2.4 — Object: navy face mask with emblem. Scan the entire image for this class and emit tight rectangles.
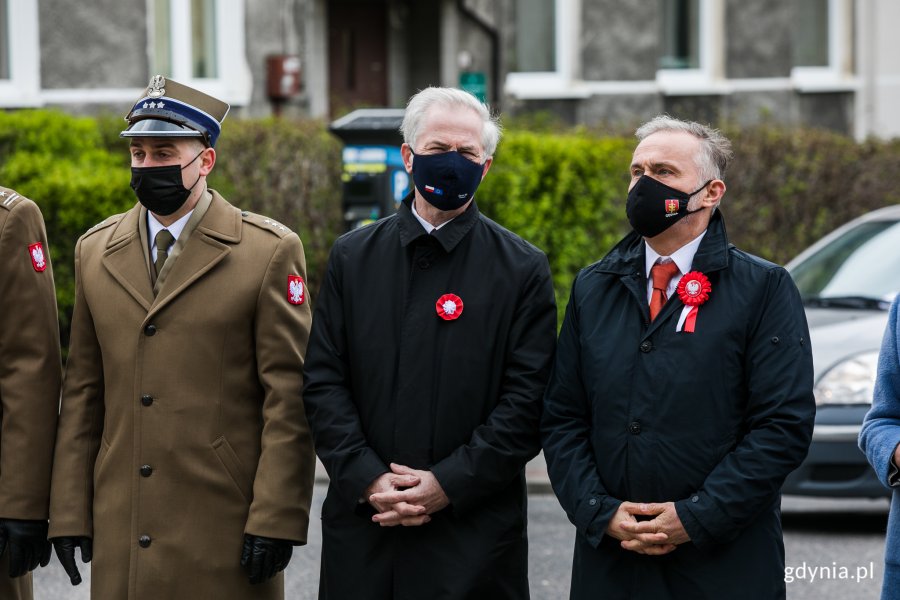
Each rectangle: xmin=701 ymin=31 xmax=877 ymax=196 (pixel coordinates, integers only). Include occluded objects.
xmin=130 ymin=151 xmax=204 ymax=216
xmin=626 ymin=175 xmax=712 ymax=238
xmin=411 ymin=150 xmax=485 ymax=212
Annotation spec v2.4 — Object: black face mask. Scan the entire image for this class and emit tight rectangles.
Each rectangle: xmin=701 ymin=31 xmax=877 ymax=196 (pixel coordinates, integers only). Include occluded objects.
xmin=130 ymin=151 xmax=204 ymax=216
xmin=411 ymin=150 xmax=485 ymax=211
xmin=626 ymin=175 xmax=712 ymax=238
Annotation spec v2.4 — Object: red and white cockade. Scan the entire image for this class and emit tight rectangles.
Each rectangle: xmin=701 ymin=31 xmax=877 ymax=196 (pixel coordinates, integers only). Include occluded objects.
xmin=675 ymin=271 xmax=711 ymax=333
xmin=436 ymin=293 xmax=464 ymax=321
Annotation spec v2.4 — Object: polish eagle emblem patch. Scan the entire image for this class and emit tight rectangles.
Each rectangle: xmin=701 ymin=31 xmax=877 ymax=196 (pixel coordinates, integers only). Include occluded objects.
xmin=28 ymin=242 xmax=47 ymax=272
xmin=288 ymin=275 xmax=305 ymax=305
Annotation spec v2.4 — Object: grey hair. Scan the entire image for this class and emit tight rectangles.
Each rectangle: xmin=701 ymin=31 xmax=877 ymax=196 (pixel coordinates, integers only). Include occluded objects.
xmin=400 ymin=87 xmax=502 ymax=158
xmin=635 ymin=115 xmax=733 ymax=184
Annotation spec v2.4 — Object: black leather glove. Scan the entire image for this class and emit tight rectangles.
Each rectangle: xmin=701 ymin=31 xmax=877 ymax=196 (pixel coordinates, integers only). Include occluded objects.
xmin=51 ymin=536 xmax=92 ymax=585
xmin=0 ymin=519 xmax=52 ymax=578
xmin=240 ymin=534 xmax=293 ymax=585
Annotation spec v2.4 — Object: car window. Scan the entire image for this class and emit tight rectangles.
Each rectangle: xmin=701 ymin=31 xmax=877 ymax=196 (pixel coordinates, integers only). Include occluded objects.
xmin=789 ymin=219 xmax=900 ymax=302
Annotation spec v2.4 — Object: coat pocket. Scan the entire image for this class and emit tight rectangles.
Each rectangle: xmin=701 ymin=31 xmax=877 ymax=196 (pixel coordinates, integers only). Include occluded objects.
xmin=211 ymin=436 xmax=253 ymax=504
xmin=93 ymin=438 xmax=111 ymax=485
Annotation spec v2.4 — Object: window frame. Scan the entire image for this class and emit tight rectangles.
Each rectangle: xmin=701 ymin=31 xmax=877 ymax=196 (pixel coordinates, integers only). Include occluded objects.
xmin=151 ymin=0 xmax=251 ymax=106
xmin=791 ymin=0 xmax=854 ymax=91
xmin=0 ymin=0 xmax=40 ymax=107
xmin=655 ymin=0 xmax=724 ymax=95
xmin=504 ymin=0 xmax=582 ymax=99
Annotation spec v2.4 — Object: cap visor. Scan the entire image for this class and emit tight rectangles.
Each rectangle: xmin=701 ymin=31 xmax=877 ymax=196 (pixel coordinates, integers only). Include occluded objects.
xmin=120 ymin=118 xmax=205 ymax=139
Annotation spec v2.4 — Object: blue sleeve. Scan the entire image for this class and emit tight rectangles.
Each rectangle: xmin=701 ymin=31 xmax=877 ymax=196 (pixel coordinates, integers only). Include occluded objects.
xmin=859 ymin=296 xmax=900 ymax=488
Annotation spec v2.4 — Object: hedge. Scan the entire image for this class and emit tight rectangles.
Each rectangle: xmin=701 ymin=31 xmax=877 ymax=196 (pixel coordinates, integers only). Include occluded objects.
xmin=0 ymin=109 xmax=897 ymax=350
xmin=0 ymin=111 xmax=134 ymax=346
xmin=476 ymin=131 xmax=633 ymax=321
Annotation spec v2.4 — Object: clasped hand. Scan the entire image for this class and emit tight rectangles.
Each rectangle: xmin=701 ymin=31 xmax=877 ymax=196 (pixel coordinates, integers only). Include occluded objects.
xmin=606 ymin=501 xmax=690 ymax=556
xmin=366 ymin=463 xmax=449 ymax=527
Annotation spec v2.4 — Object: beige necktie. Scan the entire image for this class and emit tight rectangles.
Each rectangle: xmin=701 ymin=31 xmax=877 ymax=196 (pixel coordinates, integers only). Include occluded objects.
xmin=153 ymin=229 xmax=175 ymax=279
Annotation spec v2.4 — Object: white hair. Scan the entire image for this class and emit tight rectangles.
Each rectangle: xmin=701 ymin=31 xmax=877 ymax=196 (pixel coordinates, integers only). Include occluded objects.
xmin=636 ymin=115 xmax=733 ymax=185
xmin=400 ymin=87 xmax=502 ymax=158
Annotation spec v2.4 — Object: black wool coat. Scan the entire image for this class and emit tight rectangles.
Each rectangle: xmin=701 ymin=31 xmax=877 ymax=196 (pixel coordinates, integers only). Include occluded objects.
xmin=304 ymin=196 xmax=557 ymax=600
xmin=541 ymin=211 xmax=815 ymax=600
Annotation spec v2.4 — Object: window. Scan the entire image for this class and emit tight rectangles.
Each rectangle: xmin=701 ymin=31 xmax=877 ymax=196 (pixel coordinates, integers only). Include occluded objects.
xmin=790 ymin=0 xmax=853 ymax=90
xmin=0 ymin=0 xmax=9 ymax=79
xmin=150 ymin=0 xmax=250 ymax=105
xmin=514 ymin=0 xmax=555 ymax=72
xmin=655 ymin=0 xmax=723 ymax=93
xmin=793 ymin=0 xmax=829 ymax=67
xmin=191 ymin=0 xmax=217 ymax=78
xmin=505 ymin=0 xmax=581 ymax=98
xmin=0 ymin=0 xmax=39 ymax=107
xmin=660 ymin=0 xmax=700 ymax=70
xmin=152 ymin=0 xmax=171 ymax=75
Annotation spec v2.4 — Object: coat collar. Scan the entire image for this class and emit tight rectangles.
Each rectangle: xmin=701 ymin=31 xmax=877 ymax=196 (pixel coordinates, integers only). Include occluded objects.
xmin=105 ymin=190 xmax=241 ymax=251
xmin=594 ymin=209 xmax=732 ymax=278
xmin=593 ymin=211 xmax=733 ymax=339
xmin=101 ymin=190 xmax=240 ymax=315
xmin=396 ymin=193 xmax=479 ymax=253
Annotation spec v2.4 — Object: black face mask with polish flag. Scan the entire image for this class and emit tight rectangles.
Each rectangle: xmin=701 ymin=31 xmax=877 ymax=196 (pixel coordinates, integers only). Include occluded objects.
xmin=410 ymin=150 xmax=485 ymax=212
xmin=626 ymin=175 xmax=711 ymax=238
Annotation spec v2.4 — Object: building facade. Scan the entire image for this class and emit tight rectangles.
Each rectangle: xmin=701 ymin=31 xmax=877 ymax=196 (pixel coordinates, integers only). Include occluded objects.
xmin=1 ymin=0 xmax=897 ymax=138
xmin=504 ymin=0 xmax=900 ymax=139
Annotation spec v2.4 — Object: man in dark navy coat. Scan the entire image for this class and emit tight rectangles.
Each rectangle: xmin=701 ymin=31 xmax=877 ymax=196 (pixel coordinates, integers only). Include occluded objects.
xmin=303 ymin=87 xmax=556 ymax=599
xmin=541 ymin=116 xmax=816 ymax=599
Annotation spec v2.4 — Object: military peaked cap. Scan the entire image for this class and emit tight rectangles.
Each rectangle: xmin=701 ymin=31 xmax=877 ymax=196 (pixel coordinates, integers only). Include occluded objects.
xmin=121 ymin=75 xmax=230 ymax=147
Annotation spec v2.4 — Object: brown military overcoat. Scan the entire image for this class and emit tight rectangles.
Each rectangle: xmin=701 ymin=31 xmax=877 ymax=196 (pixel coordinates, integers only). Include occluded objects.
xmin=49 ymin=191 xmax=315 ymax=600
xmin=0 ymin=189 xmax=62 ymax=600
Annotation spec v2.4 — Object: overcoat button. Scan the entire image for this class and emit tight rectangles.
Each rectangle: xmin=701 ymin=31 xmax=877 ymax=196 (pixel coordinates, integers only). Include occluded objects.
xmin=141 ymin=394 xmax=153 ymax=406
xmin=628 ymin=422 xmax=642 ymax=435
xmin=691 ymin=495 xmax=700 ymax=503
xmin=418 ymin=258 xmax=430 ymax=269
xmin=639 ymin=340 xmax=653 ymax=353
xmin=588 ymin=498 xmax=597 ymax=506
xmin=140 ymin=465 xmax=153 ymax=477
xmin=144 ymin=324 xmax=157 ymax=336
xmin=139 ymin=535 xmax=151 ymax=548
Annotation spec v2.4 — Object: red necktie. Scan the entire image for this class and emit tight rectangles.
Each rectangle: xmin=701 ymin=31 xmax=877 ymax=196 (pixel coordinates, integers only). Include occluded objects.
xmin=649 ymin=260 xmax=680 ymax=321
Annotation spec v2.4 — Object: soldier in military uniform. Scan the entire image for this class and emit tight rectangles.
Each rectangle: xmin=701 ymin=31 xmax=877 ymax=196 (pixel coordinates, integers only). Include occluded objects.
xmin=48 ymin=76 xmax=316 ymax=600
xmin=0 ymin=188 xmax=62 ymax=600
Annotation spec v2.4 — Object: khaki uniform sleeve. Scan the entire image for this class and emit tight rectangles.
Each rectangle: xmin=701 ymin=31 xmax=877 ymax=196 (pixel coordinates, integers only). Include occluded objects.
xmin=244 ymin=232 xmax=315 ymax=543
xmin=48 ymin=237 xmax=104 ymax=538
xmin=0 ymin=199 xmax=62 ymax=520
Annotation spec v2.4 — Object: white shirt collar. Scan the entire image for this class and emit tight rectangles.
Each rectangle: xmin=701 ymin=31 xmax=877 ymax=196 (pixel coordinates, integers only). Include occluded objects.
xmin=411 ymin=198 xmax=454 ymax=234
xmin=148 ymin=209 xmax=193 ymax=254
xmin=644 ymin=230 xmax=707 ymax=278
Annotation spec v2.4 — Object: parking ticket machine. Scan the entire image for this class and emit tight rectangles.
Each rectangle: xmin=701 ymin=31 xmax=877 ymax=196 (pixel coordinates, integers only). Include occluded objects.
xmin=329 ymin=109 xmax=412 ymax=230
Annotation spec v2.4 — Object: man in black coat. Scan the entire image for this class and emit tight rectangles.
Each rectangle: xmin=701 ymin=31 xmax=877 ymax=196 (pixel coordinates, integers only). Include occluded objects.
xmin=541 ymin=116 xmax=816 ymax=599
xmin=303 ymin=87 xmax=557 ymax=599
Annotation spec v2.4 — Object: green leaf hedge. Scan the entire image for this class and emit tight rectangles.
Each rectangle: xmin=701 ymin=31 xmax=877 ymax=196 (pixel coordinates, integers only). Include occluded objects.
xmin=0 ymin=109 xmax=896 ymax=350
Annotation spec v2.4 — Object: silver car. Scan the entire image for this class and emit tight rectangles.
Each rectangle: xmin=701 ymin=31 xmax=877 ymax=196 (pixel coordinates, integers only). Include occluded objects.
xmin=782 ymin=204 xmax=900 ymax=497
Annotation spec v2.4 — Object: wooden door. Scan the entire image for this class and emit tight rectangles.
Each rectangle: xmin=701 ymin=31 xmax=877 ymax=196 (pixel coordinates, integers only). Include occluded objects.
xmin=328 ymin=1 xmax=388 ymax=116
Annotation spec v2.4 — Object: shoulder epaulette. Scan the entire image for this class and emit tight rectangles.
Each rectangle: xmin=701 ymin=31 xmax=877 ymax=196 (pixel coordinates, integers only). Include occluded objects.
xmin=240 ymin=210 xmax=293 ymax=238
xmin=0 ymin=188 xmax=25 ymax=211
xmin=83 ymin=213 xmax=124 ymax=237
